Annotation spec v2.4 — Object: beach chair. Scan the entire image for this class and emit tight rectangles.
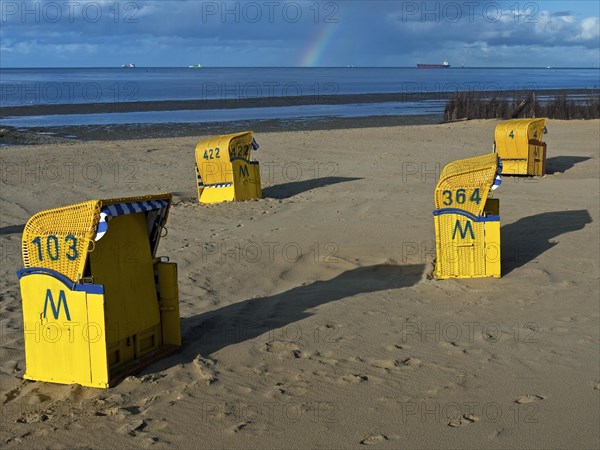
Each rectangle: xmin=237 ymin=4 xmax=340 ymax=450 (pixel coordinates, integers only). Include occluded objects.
xmin=17 ymin=194 xmax=180 ymax=388
xmin=195 ymin=131 xmax=262 ymax=204
xmin=433 ymin=153 xmax=502 ymax=279
xmin=493 ymin=118 xmax=547 ymax=175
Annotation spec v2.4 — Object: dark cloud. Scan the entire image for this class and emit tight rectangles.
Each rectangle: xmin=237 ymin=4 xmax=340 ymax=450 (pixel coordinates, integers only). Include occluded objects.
xmin=0 ymin=0 xmax=598 ymax=67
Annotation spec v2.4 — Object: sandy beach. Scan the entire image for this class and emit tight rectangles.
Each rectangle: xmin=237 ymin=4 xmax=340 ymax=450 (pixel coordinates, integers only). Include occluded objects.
xmin=0 ymin=119 xmax=598 ymax=448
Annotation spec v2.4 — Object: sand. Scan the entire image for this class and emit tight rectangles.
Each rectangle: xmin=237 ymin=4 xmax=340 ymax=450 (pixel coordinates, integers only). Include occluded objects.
xmin=0 ymin=120 xmax=598 ymax=448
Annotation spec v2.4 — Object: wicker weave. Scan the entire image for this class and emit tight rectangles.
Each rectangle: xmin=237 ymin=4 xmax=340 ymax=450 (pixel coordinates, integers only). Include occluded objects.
xmin=194 ymin=131 xmax=262 ymax=204
xmin=433 ymin=153 xmax=500 ymax=279
xmin=434 ymin=153 xmax=498 ymax=215
xmin=22 ymin=200 xmax=100 ymax=283
xmin=195 ymin=131 xmax=254 ymax=185
xmin=22 ymin=193 xmax=172 ymax=283
xmin=434 ymin=214 xmax=488 ymax=278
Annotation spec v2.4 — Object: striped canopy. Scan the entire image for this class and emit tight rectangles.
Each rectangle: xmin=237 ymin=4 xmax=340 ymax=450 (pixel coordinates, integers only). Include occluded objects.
xmin=94 ymin=200 xmax=170 ymax=257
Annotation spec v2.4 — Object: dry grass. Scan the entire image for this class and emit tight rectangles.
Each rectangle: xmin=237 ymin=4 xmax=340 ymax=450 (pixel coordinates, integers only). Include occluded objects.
xmin=444 ymin=91 xmax=600 ymax=121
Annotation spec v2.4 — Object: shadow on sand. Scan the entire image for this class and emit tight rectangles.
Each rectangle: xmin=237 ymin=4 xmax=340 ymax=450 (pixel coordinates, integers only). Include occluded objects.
xmin=0 ymin=224 xmax=25 ymax=235
xmin=502 ymin=210 xmax=592 ymax=274
xmin=263 ymin=176 xmax=362 ymax=199
xmin=154 ymin=263 xmax=425 ymax=366
xmin=545 ymin=156 xmax=590 ymax=174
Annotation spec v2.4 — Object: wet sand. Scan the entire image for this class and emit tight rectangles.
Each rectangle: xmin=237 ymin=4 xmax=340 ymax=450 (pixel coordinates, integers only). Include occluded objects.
xmin=2 ymin=89 xmax=597 ymax=118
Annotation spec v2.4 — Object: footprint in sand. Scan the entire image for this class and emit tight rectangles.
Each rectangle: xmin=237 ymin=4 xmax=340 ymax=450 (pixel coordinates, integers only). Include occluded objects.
xmin=16 ymin=409 xmax=52 ymax=424
xmin=340 ymin=374 xmax=369 ymax=384
xmin=265 ymin=341 xmax=301 ymax=358
xmin=125 ymin=373 xmax=165 ymax=384
xmin=192 ymin=355 xmax=218 ymax=385
xmin=448 ymin=414 xmax=480 ymax=427
xmin=438 ymin=341 xmax=467 ymax=355
xmin=370 ymin=359 xmax=399 ymax=370
xmin=360 ymin=434 xmax=389 ymax=445
xmin=2 ymin=381 xmax=28 ymax=404
xmin=384 ymin=344 xmax=404 ymax=352
xmin=118 ymin=418 xmax=147 ymax=435
xmin=142 ymin=437 xmax=161 ymax=447
xmin=401 ymin=357 xmax=421 ymax=367
xmin=515 ymin=394 xmax=544 ymax=404
xmin=229 ymin=421 xmax=252 ymax=434
xmin=310 ymin=350 xmax=339 ymax=366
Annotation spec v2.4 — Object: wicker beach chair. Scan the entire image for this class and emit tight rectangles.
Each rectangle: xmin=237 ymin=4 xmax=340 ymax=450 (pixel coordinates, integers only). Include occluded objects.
xmin=18 ymin=194 xmax=180 ymax=388
xmin=195 ymin=131 xmax=262 ymax=204
xmin=433 ymin=153 xmax=502 ymax=279
xmin=494 ymin=118 xmax=547 ymax=176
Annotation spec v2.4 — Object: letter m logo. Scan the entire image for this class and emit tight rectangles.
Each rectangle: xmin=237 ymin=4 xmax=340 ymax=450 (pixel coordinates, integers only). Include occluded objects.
xmin=43 ymin=289 xmax=71 ymax=321
xmin=452 ymin=219 xmax=475 ymax=240
xmin=239 ymin=165 xmax=249 ymax=177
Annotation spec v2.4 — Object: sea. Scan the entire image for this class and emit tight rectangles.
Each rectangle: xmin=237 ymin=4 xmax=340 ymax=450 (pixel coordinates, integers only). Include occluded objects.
xmin=1 ymin=67 xmax=599 ymax=127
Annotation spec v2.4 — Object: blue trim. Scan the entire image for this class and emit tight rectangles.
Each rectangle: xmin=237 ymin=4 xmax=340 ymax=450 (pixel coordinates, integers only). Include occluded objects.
xmin=433 ymin=208 xmax=500 ymax=222
xmin=16 ymin=267 xmax=104 ymax=294
xmin=74 ymin=283 xmax=104 ymax=294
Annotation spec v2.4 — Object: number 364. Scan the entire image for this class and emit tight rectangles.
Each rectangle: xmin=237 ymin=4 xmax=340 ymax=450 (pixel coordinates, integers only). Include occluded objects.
xmin=442 ymin=188 xmax=481 ymax=206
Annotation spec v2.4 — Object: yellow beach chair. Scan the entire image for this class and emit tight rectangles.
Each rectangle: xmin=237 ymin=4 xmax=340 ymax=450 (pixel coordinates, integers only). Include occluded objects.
xmin=195 ymin=131 xmax=262 ymax=204
xmin=17 ymin=194 xmax=180 ymax=388
xmin=494 ymin=118 xmax=547 ymax=175
xmin=433 ymin=153 xmax=502 ymax=279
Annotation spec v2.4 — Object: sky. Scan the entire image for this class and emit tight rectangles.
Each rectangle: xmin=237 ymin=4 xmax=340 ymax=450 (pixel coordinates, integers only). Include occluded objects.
xmin=0 ymin=0 xmax=599 ymax=67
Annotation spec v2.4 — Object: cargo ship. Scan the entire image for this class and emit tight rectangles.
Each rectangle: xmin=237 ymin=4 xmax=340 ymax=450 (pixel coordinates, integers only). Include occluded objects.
xmin=417 ymin=61 xmax=450 ymax=68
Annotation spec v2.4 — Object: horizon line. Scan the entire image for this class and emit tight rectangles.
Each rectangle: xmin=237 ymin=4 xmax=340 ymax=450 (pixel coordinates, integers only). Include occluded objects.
xmin=1 ymin=65 xmax=599 ymax=69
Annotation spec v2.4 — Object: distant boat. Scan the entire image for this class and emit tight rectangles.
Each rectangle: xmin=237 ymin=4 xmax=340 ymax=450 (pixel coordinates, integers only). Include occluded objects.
xmin=122 ymin=63 xmax=135 ymax=68
xmin=417 ymin=61 xmax=450 ymax=68
xmin=189 ymin=64 xmax=202 ymax=68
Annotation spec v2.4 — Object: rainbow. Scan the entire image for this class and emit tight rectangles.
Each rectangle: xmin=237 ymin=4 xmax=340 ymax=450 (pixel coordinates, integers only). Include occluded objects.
xmin=299 ymin=22 xmax=340 ymax=67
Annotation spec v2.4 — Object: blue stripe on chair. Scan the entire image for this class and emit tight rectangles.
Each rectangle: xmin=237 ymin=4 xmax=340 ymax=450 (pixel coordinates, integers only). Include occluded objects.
xmin=96 ymin=200 xmax=169 ymax=244
xmin=17 ymin=267 xmax=104 ymax=294
xmin=252 ymin=138 xmax=259 ymax=150
xmin=492 ymin=175 xmax=502 ymax=190
xmin=433 ymin=208 xmax=500 ymax=222
xmin=101 ymin=200 xmax=168 ymax=218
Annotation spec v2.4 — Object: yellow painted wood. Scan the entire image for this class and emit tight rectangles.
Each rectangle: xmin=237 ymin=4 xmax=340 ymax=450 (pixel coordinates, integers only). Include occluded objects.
xmin=195 ymin=131 xmax=262 ymax=203
xmin=482 ymin=198 xmax=500 ymax=278
xmin=89 ymin=213 xmax=162 ymax=366
xmin=18 ymin=194 xmax=180 ymax=388
xmin=156 ymin=262 xmax=181 ymax=347
xmin=85 ymin=291 xmax=110 ymax=387
xmin=494 ymin=118 xmax=547 ymax=175
xmin=434 ymin=154 xmax=501 ymax=279
xmin=21 ymin=273 xmax=96 ymax=386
